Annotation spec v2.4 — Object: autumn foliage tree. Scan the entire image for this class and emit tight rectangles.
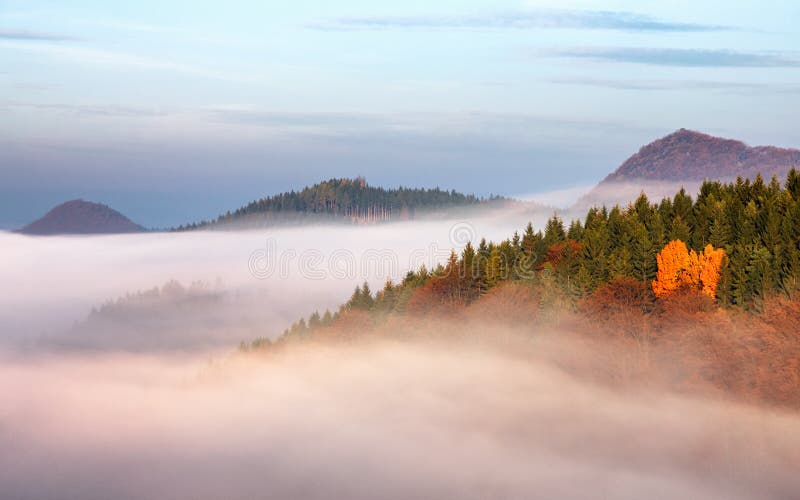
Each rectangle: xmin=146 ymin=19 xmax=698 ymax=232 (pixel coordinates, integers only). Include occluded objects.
xmin=652 ymin=240 xmax=725 ymax=300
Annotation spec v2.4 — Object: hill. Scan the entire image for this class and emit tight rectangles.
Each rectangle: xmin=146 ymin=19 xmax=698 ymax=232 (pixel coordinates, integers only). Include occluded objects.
xmin=578 ymin=129 xmax=800 ymax=208
xmin=245 ymin=171 xmax=800 ymax=409
xmin=178 ymin=177 xmax=509 ymax=230
xmin=18 ymin=199 xmax=144 ymax=235
xmin=606 ymin=128 xmax=800 ymax=183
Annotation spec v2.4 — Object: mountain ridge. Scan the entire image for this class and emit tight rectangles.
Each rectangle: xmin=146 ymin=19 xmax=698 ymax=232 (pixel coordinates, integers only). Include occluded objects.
xmin=575 ymin=129 xmax=800 ymax=209
xmin=605 ymin=128 xmax=800 ymax=183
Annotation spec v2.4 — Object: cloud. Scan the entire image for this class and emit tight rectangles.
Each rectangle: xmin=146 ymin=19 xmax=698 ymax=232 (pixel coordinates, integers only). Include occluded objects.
xmin=0 ymin=28 xmax=80 ymax=41
xmin=209 ymin=109 xmax=385 ymax=129
xmin=207 ymin=108 xmax=655 ymax=138
xmin=548 ymin=77 xmax=800 ymax=93
xmin=309 ymin=9 xmax=730 ymax=32
xmin=4 ymin=101 xmax=170 ymax=117
xmin=547 ymin=47 xmax=800 ymax=67
xmin=0 ymin=40 xmax=261 ymax=83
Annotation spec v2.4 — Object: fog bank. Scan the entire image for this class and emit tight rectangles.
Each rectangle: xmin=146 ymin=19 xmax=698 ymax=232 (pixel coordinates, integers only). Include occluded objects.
xmin=1 ymin=337 xmax=797 ymax=500
xmin=0 ymin=207 xmax=547 ymax=351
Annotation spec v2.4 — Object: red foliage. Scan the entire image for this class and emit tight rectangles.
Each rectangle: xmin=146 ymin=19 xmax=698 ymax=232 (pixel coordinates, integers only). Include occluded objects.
xmin=405 ymin=281 xmax=466 ymax=318
xmin=314 ymin=309 xmax=374 ymax=341
xmin=583 ymin=277 xmax=654 ymax=317
xmin=465 ymin=282 xmax=540 ymax=326
xmin=404 ymin=284 xmax=438 ymax=317
xmin=543 ymin=240 xmax=582 ymax=268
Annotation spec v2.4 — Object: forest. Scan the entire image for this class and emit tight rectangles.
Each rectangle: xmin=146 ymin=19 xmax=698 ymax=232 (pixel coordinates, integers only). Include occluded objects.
xmin=177 ymin=177 xmax=506 ymax=230
xmin=243 ymin=170 xmax=800 ymax=409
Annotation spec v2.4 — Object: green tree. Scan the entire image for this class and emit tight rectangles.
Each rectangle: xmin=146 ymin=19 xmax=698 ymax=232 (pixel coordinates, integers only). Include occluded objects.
xmin=483 ymin=246 xmax=503 ymax=291
xmin=543 ymin=215 xmax=566 ymax=247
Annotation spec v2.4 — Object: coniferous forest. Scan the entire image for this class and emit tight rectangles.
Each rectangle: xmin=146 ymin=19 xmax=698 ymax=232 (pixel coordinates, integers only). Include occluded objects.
xmin=176 ymin=177 xmax=506 ymax=230
xmin=245 ymin=171 xmax=800 ymax=409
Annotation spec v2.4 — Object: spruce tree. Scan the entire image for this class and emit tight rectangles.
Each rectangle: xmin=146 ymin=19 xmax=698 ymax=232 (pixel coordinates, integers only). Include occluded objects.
xmin=483 ymin=246 xmax=503 ymax=291
xmin=631 ymin=221 xmax=656 ymax=282
xmin=543 ymin=215 xmax=566 ymax=248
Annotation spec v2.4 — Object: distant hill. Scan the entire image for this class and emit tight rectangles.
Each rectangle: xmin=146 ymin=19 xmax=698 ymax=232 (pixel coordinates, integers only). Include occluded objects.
xmin=18 ymin=199 xmax=144 ymax=235
xmin=578 ymin=129 xmax=800 ymax=208
xmin=179 ymin=177 xmax=509 ymax=230
xmin=605 ymin=128 xmax=800 ymax=183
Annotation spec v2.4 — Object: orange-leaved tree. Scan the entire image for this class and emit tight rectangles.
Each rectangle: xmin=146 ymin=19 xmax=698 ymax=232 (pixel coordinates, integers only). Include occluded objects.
xmin=652 ymin=240 xmax=724 ymax=300
xmin=696 ymin=244 xmax=725 ymax=299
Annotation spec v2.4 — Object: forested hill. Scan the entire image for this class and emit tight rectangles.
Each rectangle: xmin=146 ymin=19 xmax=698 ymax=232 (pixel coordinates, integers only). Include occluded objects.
xmin=177 ymin=177 xmax=507 ymax=230
xmin=576 ymin=129 xmax=800 ymax=209
xmin=605 ymin=129 xmax=800 ymax=184
xmin=242 ymin=170 xmax=800 ymax=409
xmin=257 ymin=168 xmax=800 ymax=345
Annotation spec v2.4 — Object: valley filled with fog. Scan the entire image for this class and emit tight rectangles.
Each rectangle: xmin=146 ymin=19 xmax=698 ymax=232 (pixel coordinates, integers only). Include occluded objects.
xmin=0 ymin=206 xmax=546 ymax=353
xmin=2 ymin=202 xmax=800 ymax=499
xmin=2 ymin=336 xmax=799 ymax=500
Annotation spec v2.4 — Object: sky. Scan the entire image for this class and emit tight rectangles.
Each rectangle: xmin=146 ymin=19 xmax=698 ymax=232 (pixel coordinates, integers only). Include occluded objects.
xmin=1 ymin=0 xmax=799 ymax=228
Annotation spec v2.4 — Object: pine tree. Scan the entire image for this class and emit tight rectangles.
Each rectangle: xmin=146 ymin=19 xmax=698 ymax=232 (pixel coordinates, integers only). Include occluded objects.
xmin=672 ymin=188 xmax=694 ymax=225
xmin=708 ymin=201 xmax=732 ymax=249
xmin=347 ymin=286 xmax=363 ymax=310
xmin=521 ymin=222 xmax=536 ymax=254
xmin=511 ymin=231 xmax=521 ymax=251
xmin=498 ymin=240 xmax=520 ymax=280
xmin=779 ymin=197 xmax=800 ymax=293
xmin=745 ymin=244 xmax=774 ymax=311
xmin=544 ymin=215 xmax=566 ymax=247
xmin=609 ymin=247 xmax=633 ymax=278
xmin=786 ymin=168 xmax=800 ymax=200
xmin=630 ymin=221 xmax=657 ymax=283
xmin=578 ymin=205 xmax=611 ymax=290
xmin=691 ymin=184 xmax=721 ymax=248
xmin=461 ymin=241 xmax=476 ymax=284
xmin=567 ymin=219 xmax=584 ymax=241
xmin=727 ymin=244 xmax=749 ymax=306
xmin=483 ymin=246 xmax=503 ymax=291
xmin=669 ymin=215 xmax=691 ymax=243
xmin=308 ymin=311 xmax=321 ymax=329
xmin=436 ymin=251 xmax=464 ymax=303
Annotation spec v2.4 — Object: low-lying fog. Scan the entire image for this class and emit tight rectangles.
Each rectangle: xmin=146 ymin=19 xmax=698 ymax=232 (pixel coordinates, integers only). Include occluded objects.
xmin=1 ymin=337 xmax=798 ymax=500
xmin=0 ymin=207 xmax=544 ymax=352
xmin=3 ymin=194 xmax=798 ymax=499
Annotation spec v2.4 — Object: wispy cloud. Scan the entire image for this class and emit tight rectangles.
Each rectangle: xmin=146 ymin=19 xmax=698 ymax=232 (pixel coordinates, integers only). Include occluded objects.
xmin=210 ymin=109 xmax=384 ymax=129
xmin=3 ymin=101 xmax=170 ymax=117
xmin=0 ymin=28 xmax=80 ymax=42
xmin=547 ymin=47 xmax=800 ymax=67
xmin=309 ymin=9 xmax=731 ymax=32
xmin=0 ymin=41 xmax=261 ymax=83
xmin=548 ymin=77 xmax=800 ymax=93
xmin=206 ymin=108 xmax=659 ymax=146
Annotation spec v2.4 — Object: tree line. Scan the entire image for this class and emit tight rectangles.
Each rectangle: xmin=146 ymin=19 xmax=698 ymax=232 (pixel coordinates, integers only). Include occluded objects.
xmin=177 ymin=177 xmax=505 ymax=230
xmin=245 ymin=169 xmax=800 ymax=347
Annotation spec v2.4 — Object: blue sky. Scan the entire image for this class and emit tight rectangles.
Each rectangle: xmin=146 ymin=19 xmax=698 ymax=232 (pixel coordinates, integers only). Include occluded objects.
xmin=1 ymin=0 xmax=799 ymax=227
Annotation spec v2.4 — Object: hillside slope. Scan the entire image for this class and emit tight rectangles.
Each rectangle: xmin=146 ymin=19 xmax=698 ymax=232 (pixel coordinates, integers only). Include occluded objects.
xmin=605 ymin=128 xmax=800 ymax=184
xmin=576 ymin=129 xmax=800 ymax=209
xmin=18 ymin=199 xmax=144 ymax=235
xmin=179 ymin=177 xmax=509 ymax=230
